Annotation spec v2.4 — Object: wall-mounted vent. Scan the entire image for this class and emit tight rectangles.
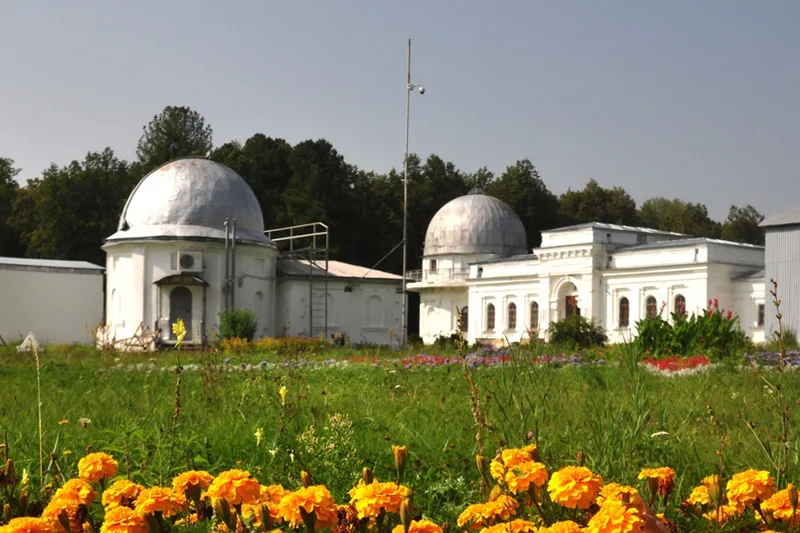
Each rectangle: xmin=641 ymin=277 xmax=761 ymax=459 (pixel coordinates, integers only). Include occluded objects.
xmin=173 ymin=251 xmax=203 ymax=273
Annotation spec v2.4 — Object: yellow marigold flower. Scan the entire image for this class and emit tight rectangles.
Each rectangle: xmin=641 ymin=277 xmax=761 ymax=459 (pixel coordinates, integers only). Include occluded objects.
xmin=536 ymin=520 xmax=582 ymax=533
xmin=99 ymin=506 xmax=148 ymax=533
xmin=637 ymin=467 xmax=676 ymax=499
xmin=77 ymin=452 xmax=118 ymax=484
xmin=761 ymin=487 xmax=795 ymax=522
xmin=57 ymin=479 xmax=98 ymax=507
xmin=348 ymin=480 xmax=411 ymax=519
xmin=726 ymin=469 xmax=776 ymax=508
xmin=596 ymin=483 xmax=641 ymax=506
xmin=702 ymin=504 xmax=741 ymax=523
xmin=102 ymin=479 xmax=145 ymax=510
xmin=41 ymin=495 xmax=84 ymax=533
xmin=207 ymin=469 xmax=261 ymax=506
xmin=0 ymin=516 xmax=54 ymax=533
xmin=584 ymin=499 xmax=644 ymax=533
xmin=172 ymin=470 xmax=214 ymax=498
xmin=242 ymin=484 xmax=287 ymax=527
xmin=391 ymin=519 xmax=444 ymax=533
xmin=478 ymin=518 xmax=541 ymax=533
xmin=277 ymin=485 xmax=338 ymax=530
xmin=547 ymin=466 xmax=603 ymax=509
xmin=505 ymin=461 xmax=548 ymax=494
xmin=685 ymin=485 xmax=710 ymax=506
xmin=134 ymin=487 xmax=186 ymax=517
xmin=456 ymin=496 xmax=519 ymax=531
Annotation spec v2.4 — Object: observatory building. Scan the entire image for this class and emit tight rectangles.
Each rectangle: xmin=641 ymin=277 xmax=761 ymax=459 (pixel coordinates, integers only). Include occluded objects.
xmin=408 ymin=189 xmax=770 ymax=346
xmin=96 ymin=157 xmax=403 ymax=349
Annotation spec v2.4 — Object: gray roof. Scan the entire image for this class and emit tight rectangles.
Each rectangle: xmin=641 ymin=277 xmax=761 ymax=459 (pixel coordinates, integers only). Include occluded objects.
xmin=543 ymin=221 xmax=686 ymax=237
xmin=277 ymin=259 xmax=402 ymax=280
xmin=732 ymin=269 xmax=765 ymax=281
xmin=615 ymin=237 xmax=764 ymax=253
xmin=760 ymin=206 xmax=800 ymax=228
xmin=106 ymin=157 xmax=274 ymax=247
xmin=471 ymin=253 xmax=537 ymax=266
xmin=423 ymin=188 xmax=528 ymax=257
xmin=0 ymin=257 xmax=104 ymax=274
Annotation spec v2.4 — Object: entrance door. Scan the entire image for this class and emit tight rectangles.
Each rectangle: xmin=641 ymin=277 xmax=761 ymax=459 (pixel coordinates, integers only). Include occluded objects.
xmin=169 ymin=286 xmax=193 ymax=341
xmin=565 ymin=295 xmax=580 ymax=318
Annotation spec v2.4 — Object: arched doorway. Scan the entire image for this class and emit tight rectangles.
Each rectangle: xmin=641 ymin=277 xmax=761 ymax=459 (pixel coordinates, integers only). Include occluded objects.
xmin=556 ymin=281 xmax=580 ymax=320
xmin=169 ymin=286 xmax=193 ymax=341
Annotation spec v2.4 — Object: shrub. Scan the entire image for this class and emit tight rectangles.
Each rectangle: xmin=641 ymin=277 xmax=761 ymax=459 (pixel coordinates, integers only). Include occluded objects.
xmin=634 ymin=298 xmax=747 ymax=357
xmin=218 ymin=308 xmax=258 ymax=341
xmin=548 ymin=315 xmax=608 ymax=348
xmin=254 ymin=336 xmax=327 ymax=357
xmin=219 ymin=337 xmax=250 ymax=355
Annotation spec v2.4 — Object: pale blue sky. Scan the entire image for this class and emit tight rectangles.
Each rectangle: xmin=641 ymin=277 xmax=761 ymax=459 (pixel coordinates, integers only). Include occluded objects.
xmin=1 ymin=1 xmax=798 ymax=221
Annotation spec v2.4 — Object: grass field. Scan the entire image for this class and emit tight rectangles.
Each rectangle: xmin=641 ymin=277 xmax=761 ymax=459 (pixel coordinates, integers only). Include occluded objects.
xmin=2 ymin=340 xmax=800 ymax=531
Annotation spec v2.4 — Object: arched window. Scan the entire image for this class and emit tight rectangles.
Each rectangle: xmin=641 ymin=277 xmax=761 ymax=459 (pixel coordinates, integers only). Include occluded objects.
xmin=486 ymin=303 xmax=495 ymax=331
xmin=507 ymin=303 xmax=517 ymax=331
xmin=460 ymin=306 xmax=469 ymax=332
xmin=645 ymin=296 xmax=658 ymax=319
xmin=367 ymin=295 xmax=383 ymax=326
xmin=530 ymin=301 xmax=539 ymax=331
xmin=674 ymin=294 xmax=686 ymax=316
xmin=619 ymin=297 xmax=629 ymax=328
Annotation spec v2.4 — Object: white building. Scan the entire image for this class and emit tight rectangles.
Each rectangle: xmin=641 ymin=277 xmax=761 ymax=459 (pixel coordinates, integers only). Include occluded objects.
xmin=0 ymin=257 xmax=104 ymax=345
xmin=96 ymin=156 xmax=402 ymax=350
xmin=408 ymin=188 xmax=768 ymax=346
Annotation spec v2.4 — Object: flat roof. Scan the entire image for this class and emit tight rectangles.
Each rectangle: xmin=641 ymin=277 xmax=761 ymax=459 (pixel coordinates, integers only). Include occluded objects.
xmin=542 ymin=221 xmax=686 ymax=237
xmin=470 ymin=253 xmax=537 ymax=266
xmin=0 ymin=257 xmax=104 ymax=274
xmin=277 ymin=259 xmax=402 ymax=280
xmin=614 ymin=237 xmax=764 ymax=253
xmin=760 ymin=206 xmax=800 ymax=228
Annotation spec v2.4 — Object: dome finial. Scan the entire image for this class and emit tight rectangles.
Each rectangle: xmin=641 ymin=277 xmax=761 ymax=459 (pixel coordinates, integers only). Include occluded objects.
xmin=468 ymin=187 xmax=486 ymax=196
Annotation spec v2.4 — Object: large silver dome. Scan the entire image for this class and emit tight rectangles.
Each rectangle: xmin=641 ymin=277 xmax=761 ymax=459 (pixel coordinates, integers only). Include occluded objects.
xmin=423 ymin=188 xmax=528 ymax=257
xmin=106 ymin=157 xmax=273 ymax=246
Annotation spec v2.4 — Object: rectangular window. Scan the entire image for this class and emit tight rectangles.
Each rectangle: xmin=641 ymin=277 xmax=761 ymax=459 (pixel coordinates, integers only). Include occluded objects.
xmin=430 ymin=259 xmax=437 ymax=272
xmin=758 ymin=303 xmax=765 ymax=327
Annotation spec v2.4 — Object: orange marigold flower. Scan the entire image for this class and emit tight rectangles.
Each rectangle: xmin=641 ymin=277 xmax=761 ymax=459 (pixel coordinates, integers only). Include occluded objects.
xmin=596 ymin=483 xmax=642 ymax=507
xmin=505 ymin=461 xmax=548 ymax=494
xmin=348 ymin=480 xmax=411 ymax=519
xmin=207 ymin=469 xmax=261 ymax=506
xmin=637 ymin=467 xmax=676 ymax=499
xmin=242 ymin=484 xmax=288 ymax=527
xmin=134 ymin=487 xmax=186 ymax=517
xmin=547 ymin=466 xmax=603 ymax=509
xmin=703 ymin=504 xmax=741 ymax=523
xmin=77 ymin=452 xmax=118 ymax=484
xmin=41 ymin=495 xmax=84 ymax=533
xmin=391 ymin=519 xmax=444 ymax=533
xmin=456 ymin=496 xmax=519 ymax=531
xmin=0 ymin=516 xmax=54 ymax=533
xmin=584 ymin=499 xmax=644 ymax=533
xmin=172 ymin=470 xmax=214 ymax=497
xmin=686 ymin=485 xmax=710 ymax=507
xmin=99 ymin=506 xmax=148 ymax=533
xmin=761 ymin=487 xmax=795 ymax=523
xmin=57 ymin=479 xmax=98 ymax=507
xmin=102 ymin=479 xmax=145 ymax=510
xmin=537 ymin=520 xmax=582 ymax=533
xmin=726 ymin=469 xmax=776 ymax=508
xmin=277 ymin=485 xmax=338 ymax=530
xmin=478 ymin=518 xmax=541 ymax=533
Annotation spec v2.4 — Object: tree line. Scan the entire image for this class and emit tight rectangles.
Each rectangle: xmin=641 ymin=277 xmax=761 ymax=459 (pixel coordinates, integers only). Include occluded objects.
xmin=0 ymin=105 xmax=766 ymax=272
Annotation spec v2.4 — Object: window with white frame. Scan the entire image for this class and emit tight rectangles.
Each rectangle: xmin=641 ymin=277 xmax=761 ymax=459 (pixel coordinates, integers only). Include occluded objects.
xmin=486 ymin=303 xmax=495 ymax=331
xmin=530 ymin=301 xmax=539 ymax=331
xmin=507 ymin=302 xmax=517 ymax=331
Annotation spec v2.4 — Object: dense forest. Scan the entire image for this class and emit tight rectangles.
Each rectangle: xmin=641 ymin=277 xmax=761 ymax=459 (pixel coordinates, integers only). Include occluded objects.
xmin=0 ymin=105 xmax=766 ymax=273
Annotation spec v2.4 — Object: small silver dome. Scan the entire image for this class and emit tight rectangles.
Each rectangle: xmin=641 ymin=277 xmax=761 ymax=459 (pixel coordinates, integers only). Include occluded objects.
xmin=423 ymin=188 xmax=527 ymax=257
xmin=106 ymin=157 xmax=273 ymax=246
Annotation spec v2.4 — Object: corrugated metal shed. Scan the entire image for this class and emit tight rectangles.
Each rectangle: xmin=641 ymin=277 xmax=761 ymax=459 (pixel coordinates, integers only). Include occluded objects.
xmin=277 ymin=259 xmax=402 ymax=280
xmin=764 ymin=226 xmax=800 ymax=339
xmin=760 ymin=206 xmax=800 ymax=228
xmin=0 ymin=257 xmax=104 ymax=274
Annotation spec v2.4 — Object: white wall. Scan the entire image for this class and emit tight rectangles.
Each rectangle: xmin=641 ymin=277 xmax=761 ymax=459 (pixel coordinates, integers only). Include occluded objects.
xmin=0 ymin=268 xmax=103 ymax=345
xmin=102 ymin=240 xmax=278 ymax=348
xmin=418 ymin=288 xmax=468 ymax=344
xmin=732 ymin=278 xmax=767 ymax=344
xmin=276 ymin=277 xmax=402 ymax=345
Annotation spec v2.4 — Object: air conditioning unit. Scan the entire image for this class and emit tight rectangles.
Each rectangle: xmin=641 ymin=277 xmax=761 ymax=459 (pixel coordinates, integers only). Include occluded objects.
xmin=174 ymin=251 xmax=203 ymax=273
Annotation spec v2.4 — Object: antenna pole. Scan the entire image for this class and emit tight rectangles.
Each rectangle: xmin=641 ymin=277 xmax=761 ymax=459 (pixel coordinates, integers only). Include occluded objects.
xmin=401 ymin=38 xmax=411 ymax=347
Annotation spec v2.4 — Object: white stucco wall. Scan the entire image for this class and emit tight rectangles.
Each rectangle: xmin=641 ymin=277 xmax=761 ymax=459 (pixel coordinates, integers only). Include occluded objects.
xmin=102 ymin=240 xmax=278 ymax=347
xmin=417 ymin=288 xmax=469 ymax=344
xmin=0 ymin=267 xmax=104 ymax=345
xmin=275 ymin=277 xmax=402 ymax=345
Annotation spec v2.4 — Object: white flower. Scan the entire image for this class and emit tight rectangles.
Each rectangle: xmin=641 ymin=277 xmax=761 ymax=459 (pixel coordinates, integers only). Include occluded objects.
xmin=255 ymin=427 xmax=264 ymax=447
xmin=650 ymin=431 xmax=669 ymax=439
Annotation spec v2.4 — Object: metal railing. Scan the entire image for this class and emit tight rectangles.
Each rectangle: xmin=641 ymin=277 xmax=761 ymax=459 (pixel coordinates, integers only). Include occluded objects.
xmin=407 ymin=267 xmax=470 ymax=282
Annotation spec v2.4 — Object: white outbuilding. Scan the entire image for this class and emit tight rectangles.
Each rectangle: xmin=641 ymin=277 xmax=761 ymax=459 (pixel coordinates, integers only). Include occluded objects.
xmin=408 ymin=189 xmax=768 ymax=346
xmin=0 ymin=257 xmax=104 ymax=345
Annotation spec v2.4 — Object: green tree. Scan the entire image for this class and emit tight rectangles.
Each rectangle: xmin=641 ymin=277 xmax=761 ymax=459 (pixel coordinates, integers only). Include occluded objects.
xmin=23 ymin=148 xmax=136 ymax=264
xmin=721 ymin=204 xmax=765 ymax=245
xmin=487 ymin=158 xmax=560 ymax=248
xmin=638 ymin=197 xmax=721 ymax=238
xmin=0 ymin=158 xmax=23 ymax=256
xmin=136 ymin=105 xmax=213 ymax=171
xmin=559 ymin=179 xmax=639 ymax=226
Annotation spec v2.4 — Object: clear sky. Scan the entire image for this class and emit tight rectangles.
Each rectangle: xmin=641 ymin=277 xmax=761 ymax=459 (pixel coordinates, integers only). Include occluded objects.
xmin=1 ymin=1 xmax=798 ymax=221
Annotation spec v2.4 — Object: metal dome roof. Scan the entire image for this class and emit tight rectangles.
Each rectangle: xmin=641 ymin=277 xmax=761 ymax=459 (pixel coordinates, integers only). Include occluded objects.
xmin=423 ymin=188 xmax=528 ymax=257
xmin=106 ymin=157 xmax=273 ymax=246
